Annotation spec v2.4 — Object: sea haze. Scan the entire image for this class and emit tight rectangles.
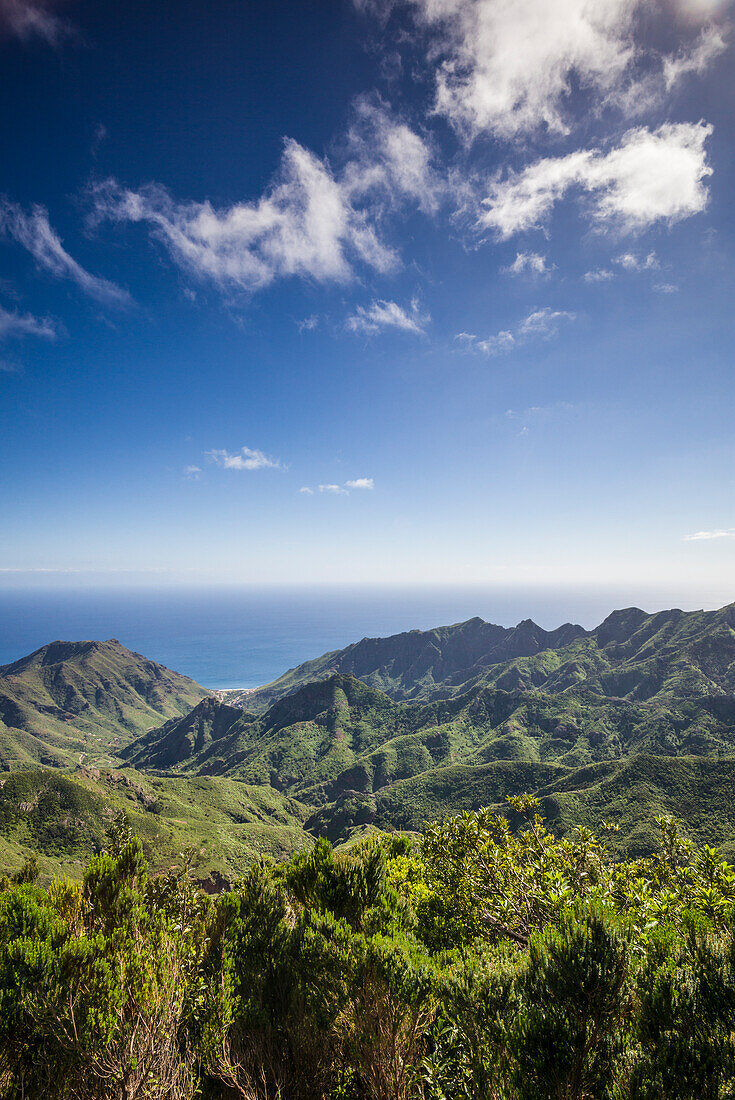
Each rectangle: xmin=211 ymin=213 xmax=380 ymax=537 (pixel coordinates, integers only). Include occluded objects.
xmin=0 ymin=584 xmax=729 ymax=690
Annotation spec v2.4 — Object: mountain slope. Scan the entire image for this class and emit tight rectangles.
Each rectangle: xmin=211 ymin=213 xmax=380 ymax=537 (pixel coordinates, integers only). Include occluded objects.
xmin=232 ymin=617 xmax=586 ymax=711
xmin=307 ymin=754 xmax=735 ymax=862
xmin=233 ymin=602 xmax=735 ymax=712
xmin=128 ymin=672 xmax=735 ymax=812
xmin=0 ymin=766 xmax=310 ymax=885
xmin=0 ymin=639 xmax=209 ymax=768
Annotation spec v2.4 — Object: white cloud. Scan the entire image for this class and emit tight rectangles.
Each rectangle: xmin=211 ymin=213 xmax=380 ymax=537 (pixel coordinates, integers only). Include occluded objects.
xmin=90 ymin=139 xmax=399 ymax=293
xmin=374 ymin=0 xmax=725 ymax=141
xmin=684 ymin=528 xmax=735 ymax=540
xmin=207 ymin=446 xmax=282 ymax=471
xmin=584 ymin=268 xmax=615 ymax=282
xmin=406 ymin=0 xmax=640 ymax=139
xmin=502 ymin=251 xmax=552 ymax=277
xmin=615 ymin=250 xmax=659 ymax=271
xmin=653 ymin=281 xmax=679 ymax=293
xmin=0 ymin=0 xmax=68 ymax=44
xmin=184 ymin=465 xmax=201 ymax=480
xmin=346 ymin=297 xmax=429 ymax=335
xmin=89 ymin=102 xmax=440 ymax=299
xmin=301 ymin=480 xmax=373 ymax=495
xmin=297 ymin=314 xmax=319 ymax=333
xmin=481 ymin=122 xmax=713 ymax=238
xmin=0 ymin=200 xmax=130 ymax=306
xmin=460 ymin=306 xmax=575 ymax=356
xmin=0 ymin=302 xmax=57 ymax=340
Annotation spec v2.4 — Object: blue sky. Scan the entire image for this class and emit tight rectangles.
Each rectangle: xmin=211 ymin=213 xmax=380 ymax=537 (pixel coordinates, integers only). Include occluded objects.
xmin=1 ymin=0 xmax=734 ymax=598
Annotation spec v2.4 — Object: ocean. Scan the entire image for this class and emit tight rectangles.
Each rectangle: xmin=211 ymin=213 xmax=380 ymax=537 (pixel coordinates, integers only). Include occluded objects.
xmin=0 ymin=583 xmax=729 ymax=690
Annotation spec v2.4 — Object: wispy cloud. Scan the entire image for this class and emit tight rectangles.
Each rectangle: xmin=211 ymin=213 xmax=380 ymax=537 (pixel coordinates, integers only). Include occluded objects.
xmin=297 ymin=314 xmax=319 ymax=333
xmin=480 ymin=123 xmax=713 ymax=238
xmin=319 ymin=483 xmax=349 ymax=495
xmin=184 ymin=465 xmax=201 ymax=481
xmin=615 ymin=250 xmax=659 ymax=271
xmin=0 ymin=302 xmax=57 ymax=340
xmin=584 ymin=268 xmax=615 ymax=283
xmin=300 ymin=478 xmax=375 ymax=495
xmin=653 ymin=282 xmax=679 ymax=294
xmin=88 ymin=100 xmax=439 ymax=297
xmin=458 ymin=307 xmax=575 ymax=356
xmin=0 ymin=0 xmax=70 ymax=44
xmin=663 ymin=25 xmax=727 ymax=91
xmin=343 ymin=95 xmax=443 ymax=215
xmin=0 ymin=200 xmax=130 ymax=306
xmin=346 ymin=297 xmax=429 ymax=335
xmin=206 ymin=446 xmax=282 ymax=471
xmin=502 ymin=251 xmax=552 ymax=277
xmin=684 ymin=528 xmax=735 ymax=541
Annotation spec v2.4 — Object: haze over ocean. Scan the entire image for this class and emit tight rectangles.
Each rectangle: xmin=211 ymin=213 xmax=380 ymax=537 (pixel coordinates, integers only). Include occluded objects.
xmin=0 ymin=584 xmax=730 ymax=690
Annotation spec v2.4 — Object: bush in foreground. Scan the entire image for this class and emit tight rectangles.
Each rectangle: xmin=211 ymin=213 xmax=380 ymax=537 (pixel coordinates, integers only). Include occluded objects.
xmin=0 ymin=801 xmax=733 ymax=1098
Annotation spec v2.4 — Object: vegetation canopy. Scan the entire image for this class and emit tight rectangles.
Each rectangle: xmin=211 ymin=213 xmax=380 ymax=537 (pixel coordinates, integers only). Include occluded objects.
xmin=0 ymin=799 xmax=734 ymax=1099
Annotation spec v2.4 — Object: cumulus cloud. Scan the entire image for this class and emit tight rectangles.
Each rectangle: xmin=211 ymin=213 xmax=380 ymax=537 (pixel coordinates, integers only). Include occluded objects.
xmin=346 ymin=297 xmax=429 ymax=335
xmin=502 ymin=251 xmax=552 ymax=277
xmin=368 ymin=0 xmax=726 ymax=141
xmin=0 ymin=302 xmax=57 ymax=340
xmin=459 ymin=306 xmax=575 ymax=356
xmin=345 ymin=477 xmax=374 ymax=489
xmin=0 ymin=0 xmax=69 ymax=44
xmin=0 ymin=200 xmax=130 ymax=305
xmin=90 ymin=141 xmax=398 ymax=293
xmin=207 ymin=446 xmax=282 ymax=471
xmin=684 ymin=528 xmax=735 ymax=540
xmin=480 ymin=122 xmax=713 ymax=238
xmin=408 ymin=0 xmax=641 ymax=139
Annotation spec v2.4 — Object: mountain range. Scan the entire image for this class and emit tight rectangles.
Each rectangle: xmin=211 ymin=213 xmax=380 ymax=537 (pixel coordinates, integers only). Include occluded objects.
xmin=2 ymin=601 xmax=735 ymax=880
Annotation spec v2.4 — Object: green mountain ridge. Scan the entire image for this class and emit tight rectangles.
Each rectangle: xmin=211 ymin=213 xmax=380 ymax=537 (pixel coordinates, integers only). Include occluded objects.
xmin=2 ymin=601 xmax=735 ymax=876
xmin=234 ymin=602 xmax=735 ymax=711
xmin=0 ymin=638 xmax=209 ymax=769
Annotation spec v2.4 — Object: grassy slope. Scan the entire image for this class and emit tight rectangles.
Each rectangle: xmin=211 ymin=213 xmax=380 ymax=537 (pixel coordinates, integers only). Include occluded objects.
xmin=0 ymin=766 xmax=310 ymax=885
